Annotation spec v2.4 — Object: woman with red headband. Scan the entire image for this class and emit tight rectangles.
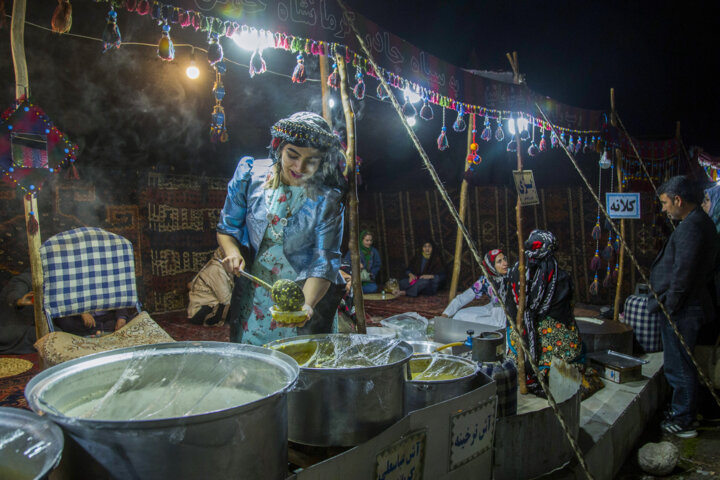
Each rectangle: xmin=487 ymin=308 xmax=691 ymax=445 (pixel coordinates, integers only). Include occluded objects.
xmin=441 ymin=249 xmax=509 ymax=327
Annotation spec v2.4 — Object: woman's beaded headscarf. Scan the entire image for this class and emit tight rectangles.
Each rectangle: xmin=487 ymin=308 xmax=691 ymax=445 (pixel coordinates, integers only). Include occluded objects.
xmin=268 ymin=111 xmax=346 ymax=196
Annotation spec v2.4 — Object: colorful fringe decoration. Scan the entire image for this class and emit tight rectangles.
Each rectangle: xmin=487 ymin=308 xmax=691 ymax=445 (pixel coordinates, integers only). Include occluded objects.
xmin=249 ymin=50 xmax=266 ymax=77
xmin=419 ymin=101 xmax=433 ymax=121
xmin=51 ymin=0 xmax=72 ymax=34
xmin=575 ymin=137 xmax=583 ymax=155
xmin=135 ymin=0 xmax=150 ymax=16
xmin=452 ymin=105 xmax=466 ymax=132
xmin=327 ymin=63 xmax=339 ymax=89
xmin=210 ymin=63 xmax=228 ymax=143
xmin=67 ymin=162 xmax=79 ymax=180
xmin=466 ymin=116 xmax=480 ymax=163
xmin=550 ymin=131 xmax=558 ymax=148
xmin=376 ymin=82 xmax=389 ymax=100
xmin=602 ymin=265 xmax=613 ymax=288
xmin=584 ymin=136 xmax=594 ymax=154
xmin=437 ymin=108 xmax=449 ymax=151
xmin=494 ymin=117 xmax=504 ymax=142
xmin=353 ymin=68 xmax=365 ymax=100
xmin=291 ymin=54 xmax=306 ymax=83
xmin=157 ymin=23 xmax=174 ymax=61
xmin=402 ymin=98 xmax=416 ymax=118
xmin=506 ymin=136 xmax=517 ymax=152
xmin=207 ymin=34 xmax=223 ymax=65
xmin=613 ymin=263 xmax=619 ymax=281
xmin=589 ymin=273 xmax=599 ymax=296
xmin=528 ymin=142 xmax=539 ymax=157
xmin=480 ymin=117 xmax=492 ymax=141
xmin=590 ymin=251 xmax=601 ymax=271
xmin=591 ymin=218 xmax=601 ymax=240
xmin=102 ymin=8 xmax=122 ymax=52
xmin=601 ymin=236 xmax=614 ymax=261
xmin=539 ymin=132 xmax=548 ymax=151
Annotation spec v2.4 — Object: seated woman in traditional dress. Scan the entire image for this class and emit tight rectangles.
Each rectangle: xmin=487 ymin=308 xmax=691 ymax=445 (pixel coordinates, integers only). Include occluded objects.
xmin=504 ymin=230 xmax=582 ymax=395
xmin=398 ymin=241 xmax=446 ymax=297
xmin=217 ymin=112 xmax=347 ymax=346
xmin=343 ymin=230 xmax=381 ymax=294
xmin=441 ymin=249 xmax=509 ymax=328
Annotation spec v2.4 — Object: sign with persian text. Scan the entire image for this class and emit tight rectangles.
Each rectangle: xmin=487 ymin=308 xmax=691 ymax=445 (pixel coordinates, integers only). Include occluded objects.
xmin=449 ymin=398 xmax=495 ymax=470
xmin=606 ymin=192 xmax=640 ymax=219
xmin=375 ymin=429 xmax=426 ymax=480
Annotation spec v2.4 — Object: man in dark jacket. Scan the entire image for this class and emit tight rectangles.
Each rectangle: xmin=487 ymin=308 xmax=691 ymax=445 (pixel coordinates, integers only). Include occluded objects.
xmin=648 ymin=176 xmax=719 ymax=438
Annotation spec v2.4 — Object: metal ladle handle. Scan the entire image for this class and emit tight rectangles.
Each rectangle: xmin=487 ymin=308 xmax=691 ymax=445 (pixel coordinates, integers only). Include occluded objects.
xmin=235 ymin=269 xmax=273 ymax=292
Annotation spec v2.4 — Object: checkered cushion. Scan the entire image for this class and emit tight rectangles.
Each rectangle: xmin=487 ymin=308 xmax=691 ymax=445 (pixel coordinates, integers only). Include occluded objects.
xmin=478 ymin=358 xmax=517 ymax=418
xmin=622 ymin=295 xmax=662 ymax=353
xmin=41 ymin=227 xmax=139 ymax=330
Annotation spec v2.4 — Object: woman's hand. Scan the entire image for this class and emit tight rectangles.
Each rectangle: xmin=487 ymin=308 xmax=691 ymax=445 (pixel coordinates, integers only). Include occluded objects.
xmin=16 ymin=292 xmax=34 ymax=307
xmin=408 ymin=273 xmax=417 ymax=282
xmin=221 ymin=252 xmax=245 ymax=276
xmin=81 ymin=313 xmax=96 ymax=328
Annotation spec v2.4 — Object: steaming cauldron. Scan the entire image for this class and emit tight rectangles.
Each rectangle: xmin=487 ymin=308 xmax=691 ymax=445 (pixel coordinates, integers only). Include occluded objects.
xmin=24 ymin=342 xmax=299 ymax=480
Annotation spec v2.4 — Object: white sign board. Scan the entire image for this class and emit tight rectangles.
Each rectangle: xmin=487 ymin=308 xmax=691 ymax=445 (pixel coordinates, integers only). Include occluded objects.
xmin=375 ymin=430 xmax=426 ymax=480
xmin=606 ymin=192 xmax=641 ymax=219
xmin=449 ymin=398 xmax=496 ymax=470
xmin=512 ymin=170 xmax=540 ymax=206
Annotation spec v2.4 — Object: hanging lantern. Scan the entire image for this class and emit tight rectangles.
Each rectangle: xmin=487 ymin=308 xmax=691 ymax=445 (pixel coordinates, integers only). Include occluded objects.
xmin=157 ymin=23 xmax=174 ymax=61
xmin=599 ymin=150 xmax=612 ymax=169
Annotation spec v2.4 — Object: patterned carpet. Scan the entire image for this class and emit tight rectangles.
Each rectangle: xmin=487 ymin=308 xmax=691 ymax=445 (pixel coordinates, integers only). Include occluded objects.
xmin=364 ymin=292 xmax=450 ymax=320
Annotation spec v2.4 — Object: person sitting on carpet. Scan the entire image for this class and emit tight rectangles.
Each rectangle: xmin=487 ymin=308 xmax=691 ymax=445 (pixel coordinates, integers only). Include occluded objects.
xmin=187 ymin=247 xmax=234 ymax=326
xmin=0 ymin=270 xmax=37 ymax=354
xmin=343 ymin=230 xmax=381 ymax=294
xmin=54 ymin=308 xmax=133 ymax=337
xmin=504 ymin=230 xmax=582 ymax=396
xmin=441 ymin=248 xmax=509 ymax=328
xmin=398 ymin=241 xmax=446 ymax=297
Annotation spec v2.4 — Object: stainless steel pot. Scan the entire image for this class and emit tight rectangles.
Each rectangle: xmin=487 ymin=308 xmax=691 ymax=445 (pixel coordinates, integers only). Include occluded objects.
xmin=24 ymin=342 xmax=299 ymax=480
xmin=406 ymin=340 xmax=450 ymax=355
xmin=405 ymin=354 xmax=482 ymax=413
xmin=267 ymin=334 xmax=413 ymax=447
xmin=0 ymin=407 xmax=64 ymax=480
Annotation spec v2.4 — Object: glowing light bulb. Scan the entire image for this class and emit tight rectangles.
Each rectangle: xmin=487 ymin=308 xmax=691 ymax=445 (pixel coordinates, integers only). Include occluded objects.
xmin=232 ymin=27 xmax=262 ymax=52
xmin=404 ymin=87 xmax=421 ymax=104
xmin=507 ymin=118 xmax=516 ymax=135
xmin=407 ymin=116 xmax=417 ymax=127
xmin=186 ymin=61 xmax=199 ymax=79
xmin=328 ymin=98 xmax=335 ymax=108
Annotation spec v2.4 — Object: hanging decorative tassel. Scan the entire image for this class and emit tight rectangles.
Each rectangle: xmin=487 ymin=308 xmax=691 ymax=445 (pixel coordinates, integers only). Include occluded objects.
xmin=26 ymin=207 xmax=39 ymax=235
xmin=453 ymin=105 xmax=466 ymax=132
xmin=550 ymin=131 xmax=559 ymax=148
xmin=589 ymin=273 xmax=599 ymax=296
xmin=327 ymin=62 xmax=339 ymax=89
xmin=352 ymin=67 xmax=365 ymax=100
xmin=480 ymin=116 xmax=492 ymax=142
xmin=376 ymin=82 xmax=389 ymax=100
xmin=210 ymin=64 xmax=228 ymax=143
xmin=560 ymin=132 xmax=566 ymax=146
xmin=494 ymin=116 xmax=504 ymax=141
xmin=527 ymin=122 xmax=539 ymax=156
xmin=602 ymin=264 xmax=613 ymax=288
xmin=519 ymin=118 xmax=531 ymax=141
xmin=575 ymin=136 xmax=583 ymax=155
xmin=613 ymin=236 xmax=620 ymax=253
xmin=568 ymin=135 xmax=574 ymax=151
xmin=437 ymin=108 xmax=449 ymax=151
xmin=102 ymin=8 xmax=122 ymax=52
xmin=157 ymin=23 xmax=174 ymax=61
xmin=291 ymin=54 xmax=306 ymax=83
xmin=207 ymin=34 xmax=223 ymax=65
xmin=612 ymin=263 xmax=619 ymax=281
xmin=466 ymin=115 xmax=481 ymax=164
xmin=591 ymin=218 xmax=601 ymax=240
xmin=419 ymin=100 xmax=433 ymax=121
xmin=590 ymin=250 xmax=601 ymax=271
xmin=539 ymin=131 xmax=548 ymax=151
xmin=51 ymin=0 xmax=72 ymax=34
xmin=601 ymin=235 xmax=614 ymax=261
xmin=584 ymin=136 xmax=593 ymax=154
xmin=136 ymin=0 xmax=150 ymax=15
xmin=506 ymin=135 xmax=517 ymax=152
xmin=402 ymin=97 xmax=417 ymax=117
xmin=249 ymin=49 xmax=267 ymax=77
xmin=67 ymin=160 xmax=80 ymax=180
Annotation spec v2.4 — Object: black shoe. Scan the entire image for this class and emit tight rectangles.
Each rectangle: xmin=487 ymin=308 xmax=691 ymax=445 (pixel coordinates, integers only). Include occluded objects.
xmin=660 ymin=419 xmax=698 ymax=439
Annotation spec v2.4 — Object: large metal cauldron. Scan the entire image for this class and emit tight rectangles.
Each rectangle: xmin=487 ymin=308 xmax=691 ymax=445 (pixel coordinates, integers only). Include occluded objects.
xmin=24 ymin=342 xmax=299 ymax=480
xmin=267 ymin=334 xmax=413 ymax=447
xmin=0 ymin=407 xmax=64 ymax=480
xmin=405 ymin=354 xmax=481 ymax=413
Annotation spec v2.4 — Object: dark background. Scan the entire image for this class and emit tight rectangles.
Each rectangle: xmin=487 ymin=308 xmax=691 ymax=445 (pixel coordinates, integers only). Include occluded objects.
xmin=0 ymin=1 xmax=710 ymax=193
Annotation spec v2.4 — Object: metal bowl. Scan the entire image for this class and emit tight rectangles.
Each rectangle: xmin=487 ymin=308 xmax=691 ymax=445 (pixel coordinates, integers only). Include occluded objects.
xmin=406 ymin=340 xmax=451 ymax=355
xmin=25 ymin=341 xmax=299 ymax=480
xmin=0 ymin=407 xmax=64 ymax=480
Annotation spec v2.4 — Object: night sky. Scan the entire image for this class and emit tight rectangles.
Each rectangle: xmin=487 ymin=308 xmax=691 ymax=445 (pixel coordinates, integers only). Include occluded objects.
xmin=347 ymin=0 xmax=720 ymax=155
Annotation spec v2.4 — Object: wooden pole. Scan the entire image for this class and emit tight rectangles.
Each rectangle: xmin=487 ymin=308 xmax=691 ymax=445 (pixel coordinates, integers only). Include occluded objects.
xmin=507 ymin=51 xmax=528 ymax=394
xmin=448 ymin=120 xmax=474 ymax=299
xmin=24 ymin=194 xmax=49 ymax=340
xmin=336 ymin=52 xmax=366 ymax=334
xmin=11 ymin=0 xmax=29 ymax=99
xmin=613 ymin=150 xmax=626 ymax=321
xmin=319 ymin=55 xmax=332 ymax=128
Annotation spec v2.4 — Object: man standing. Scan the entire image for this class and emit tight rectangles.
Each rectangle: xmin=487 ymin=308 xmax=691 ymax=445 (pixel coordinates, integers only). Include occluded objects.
xmin=649 ymin=175 xmax=719 ymax=438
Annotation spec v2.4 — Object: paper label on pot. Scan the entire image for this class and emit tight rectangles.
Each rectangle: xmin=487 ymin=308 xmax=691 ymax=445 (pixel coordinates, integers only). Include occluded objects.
xmin=375 ymin=429 xmax=426 ymax=480
xmin=449 ymin=398 xmax=496 ymax=470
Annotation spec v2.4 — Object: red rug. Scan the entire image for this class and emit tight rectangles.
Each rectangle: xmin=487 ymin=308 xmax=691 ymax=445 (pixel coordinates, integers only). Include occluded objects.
xmin=364 ymin=292 xmax=450 ymax=320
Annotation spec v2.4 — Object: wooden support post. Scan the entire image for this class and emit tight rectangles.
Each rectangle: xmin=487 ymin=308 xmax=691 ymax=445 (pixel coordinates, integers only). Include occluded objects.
xmin=336 ymin=53 xmax=366 ymax=333
xmin=11 ymin=0 xmax=29 ymax=99
xmin=449 ymin=122 xmax=473 ymax=300
xmin=24 ymin=194 xmax=48 ymax=340
xmin=507 ymin=51 xmax=528 ymax=393
xmin=613 ymin=149 xmax=626 ymax=321
xmin=319 ymin=55 xmax=332 ymax=129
